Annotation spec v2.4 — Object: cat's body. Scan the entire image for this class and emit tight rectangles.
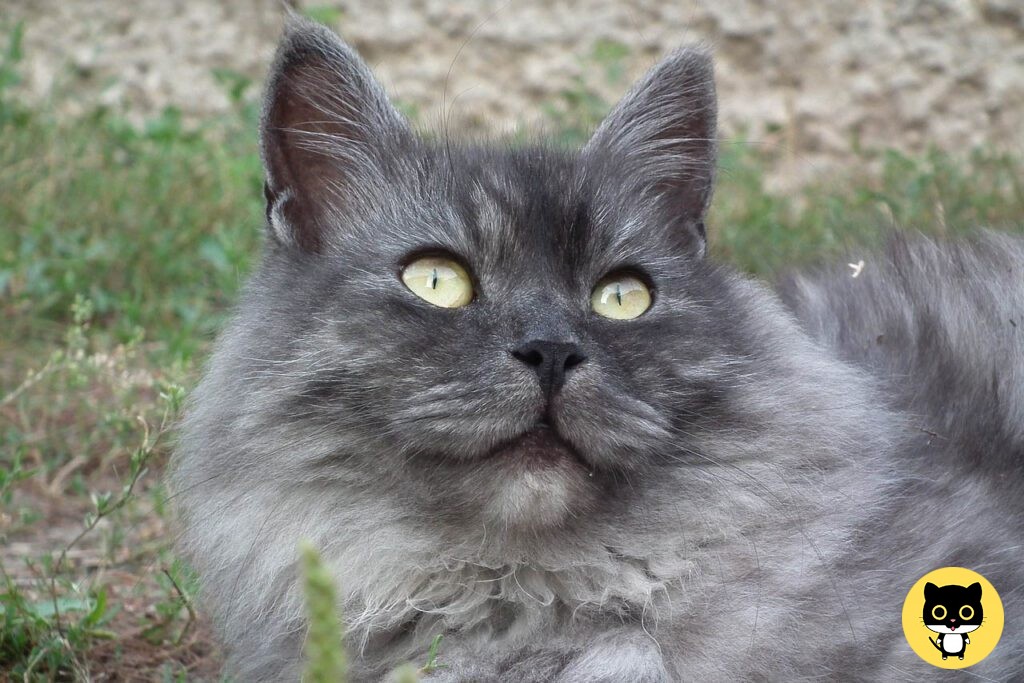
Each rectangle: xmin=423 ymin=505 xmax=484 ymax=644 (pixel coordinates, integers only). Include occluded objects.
xmin=935 ymin=633 xmax=967 ymax=659
xmin=171 ymin=19 xmax=1023 ymax=681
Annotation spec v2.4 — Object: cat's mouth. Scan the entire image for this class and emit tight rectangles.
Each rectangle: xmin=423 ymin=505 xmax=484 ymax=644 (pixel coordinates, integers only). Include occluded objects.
xmin=485 ymin=423 xmax=590 ymax=471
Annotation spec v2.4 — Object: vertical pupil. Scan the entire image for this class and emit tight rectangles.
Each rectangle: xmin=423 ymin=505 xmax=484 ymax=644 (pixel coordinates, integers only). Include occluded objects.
xmin=430 ymin=268 xmax=438 ymax=289
xmin=615 ymin=284 xmax=622 ymax=306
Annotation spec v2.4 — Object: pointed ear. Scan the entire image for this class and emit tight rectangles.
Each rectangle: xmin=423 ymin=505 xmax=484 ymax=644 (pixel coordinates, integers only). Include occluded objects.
xmin=583 ymin=46 xmax=717 ymax=256
xmin=924 ymin=582 xmax=939 ymax=600
xmin=260 ymin=18 xmax=410 ymax=252
xmin=966 ymin=582 xmax=982 ymax=599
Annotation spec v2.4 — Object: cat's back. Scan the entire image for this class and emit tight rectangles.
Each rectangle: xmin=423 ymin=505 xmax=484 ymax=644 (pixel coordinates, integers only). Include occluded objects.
xmin=780 ymin=231 xmax=1024 ymax=681
xmin=781 ymin=230 xmax=1024 ymax=480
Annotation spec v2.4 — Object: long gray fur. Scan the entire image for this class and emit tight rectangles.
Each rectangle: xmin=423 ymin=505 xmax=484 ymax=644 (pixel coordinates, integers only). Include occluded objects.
xmin=171 ymin=17 xmax=1023 ymax=681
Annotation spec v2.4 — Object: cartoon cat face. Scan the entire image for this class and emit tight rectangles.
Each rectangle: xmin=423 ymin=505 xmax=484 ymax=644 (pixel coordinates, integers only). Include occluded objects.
xmin=923 ymin=582 xmax=983 ymax=634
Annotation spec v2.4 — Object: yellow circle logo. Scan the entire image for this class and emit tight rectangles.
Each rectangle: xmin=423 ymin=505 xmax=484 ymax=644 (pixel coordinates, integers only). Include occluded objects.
xmin=902 ymin=567 xmax=1004 ymax=668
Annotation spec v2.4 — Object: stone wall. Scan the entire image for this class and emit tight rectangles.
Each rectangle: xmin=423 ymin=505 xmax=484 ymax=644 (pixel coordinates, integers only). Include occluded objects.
xmin=8 ymin=0 xmax=1024 ymax=182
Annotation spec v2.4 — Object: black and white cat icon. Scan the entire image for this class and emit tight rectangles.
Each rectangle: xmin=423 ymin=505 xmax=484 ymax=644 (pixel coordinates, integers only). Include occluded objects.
xmin=924 ymin=582 xmax=984 ymax=661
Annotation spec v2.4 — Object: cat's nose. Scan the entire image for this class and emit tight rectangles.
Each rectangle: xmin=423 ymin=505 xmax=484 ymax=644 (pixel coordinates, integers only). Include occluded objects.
xmin=511 ymin=339 xmax=587 ymax=396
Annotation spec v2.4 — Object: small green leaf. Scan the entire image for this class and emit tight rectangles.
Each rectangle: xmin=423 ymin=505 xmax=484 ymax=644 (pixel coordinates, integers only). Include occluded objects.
xmin=27 ymin=597 xmax=93 ymax=619
xmin=421 ymin=634 xmax=445 ymax=673
xmin=91 ymin=491 xmax=113 ymax=514
xmin=83 ymin=588 xmax=107 ymax=627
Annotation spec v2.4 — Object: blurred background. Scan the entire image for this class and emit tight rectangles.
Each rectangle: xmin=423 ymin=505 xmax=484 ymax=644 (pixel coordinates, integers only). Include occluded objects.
xmin=1 ymin=1 xmax=1022 ymax=680
xmin=8 ymin=0 xmax=1024 ymax=179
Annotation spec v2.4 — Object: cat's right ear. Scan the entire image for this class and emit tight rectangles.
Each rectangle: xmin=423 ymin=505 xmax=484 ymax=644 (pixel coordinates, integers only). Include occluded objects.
xmin=260 ymin=18 xmax=410 ymax=252
xmin=924 ymin=582 xmax=939 ymax=600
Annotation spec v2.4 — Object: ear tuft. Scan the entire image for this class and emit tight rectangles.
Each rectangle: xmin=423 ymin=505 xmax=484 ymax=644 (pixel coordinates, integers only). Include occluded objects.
xmin=584 ymin=46 xmax=717 ymax=255
xmin=260 ymin=18 xmax=409 ymax=252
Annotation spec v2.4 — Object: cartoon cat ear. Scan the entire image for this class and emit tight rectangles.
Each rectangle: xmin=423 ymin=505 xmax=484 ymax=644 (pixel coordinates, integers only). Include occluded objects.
xmin=924 ymin=582 xmax=939 ymax=600
xmin=260 ymin=17 xmax=411 ymax=252
xmin=583 ymin=46 xmax=717 ymax=256
xmin=966 ymin=582 xmax=982 ymax=599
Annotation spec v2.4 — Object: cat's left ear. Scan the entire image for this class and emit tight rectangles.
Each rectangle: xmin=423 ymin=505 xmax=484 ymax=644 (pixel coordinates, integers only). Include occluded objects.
xmin=583 ymin=46 xmax=717 ymax=256
xmin=967 ymin=582 xmax=982 ymax=599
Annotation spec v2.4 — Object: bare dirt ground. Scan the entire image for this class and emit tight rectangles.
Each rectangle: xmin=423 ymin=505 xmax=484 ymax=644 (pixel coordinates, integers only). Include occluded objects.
xmin=3 ymin=483 xmax=223 ymax=679
xmin=8 ymin=0 xmax=1024 ymax=186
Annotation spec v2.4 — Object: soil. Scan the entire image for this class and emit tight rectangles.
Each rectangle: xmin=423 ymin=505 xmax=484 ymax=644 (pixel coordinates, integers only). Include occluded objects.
xmin=8 ymin=0 xmax=1024 ymax=186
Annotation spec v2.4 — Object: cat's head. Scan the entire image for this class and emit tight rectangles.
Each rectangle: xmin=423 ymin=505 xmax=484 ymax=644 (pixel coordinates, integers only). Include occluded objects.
xmin=221 ymin=19 xmax=845 ymax=535
xmin=923 ymin=582 xmax=984 ymax=634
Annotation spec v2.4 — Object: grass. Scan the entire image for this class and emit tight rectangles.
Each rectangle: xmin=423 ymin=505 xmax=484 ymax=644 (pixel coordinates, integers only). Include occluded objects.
xmin=711 ymin=144 xmax=1024 ymax=276
xmin=1 ymin=18 xmax=1022 ymax=681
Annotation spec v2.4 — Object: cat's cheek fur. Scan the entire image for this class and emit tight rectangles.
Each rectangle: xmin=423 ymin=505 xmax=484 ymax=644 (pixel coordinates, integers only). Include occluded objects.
xmin=552 ymin=363 xmax=676 ymax=473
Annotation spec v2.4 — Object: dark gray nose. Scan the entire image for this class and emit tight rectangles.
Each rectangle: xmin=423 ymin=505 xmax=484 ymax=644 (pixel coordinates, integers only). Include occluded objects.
xmin=511 ymin=339 xmax=587 ymax=396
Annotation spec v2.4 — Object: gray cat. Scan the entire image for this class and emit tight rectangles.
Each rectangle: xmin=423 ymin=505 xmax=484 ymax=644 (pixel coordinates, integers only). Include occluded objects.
xmin=171 ymin=18 xmax=1023 ymax=681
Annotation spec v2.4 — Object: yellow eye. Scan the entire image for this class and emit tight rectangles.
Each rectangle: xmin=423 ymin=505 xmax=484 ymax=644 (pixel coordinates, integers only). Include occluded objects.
xmin=960 ymin=605 xmax=974 ymax=620
xmin=591 ymin=273 xmax=652 ymax=320
xmin=932 ymin=605 xmax=947 ymax=620
xmin=401 ymin=256 xmax=473 ymax=308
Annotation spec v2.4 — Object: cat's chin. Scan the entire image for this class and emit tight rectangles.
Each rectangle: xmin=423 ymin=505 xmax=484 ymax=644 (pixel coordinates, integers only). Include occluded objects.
xmin=484 ymin=425 xmax=591 ymax=471
xmin=478 ymin=425 xmax=595 ymax=528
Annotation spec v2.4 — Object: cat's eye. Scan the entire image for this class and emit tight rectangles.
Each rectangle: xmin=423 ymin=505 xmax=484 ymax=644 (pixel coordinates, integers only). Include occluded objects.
xmin=401 ymin=256 xmax=473 ymax=308
xmin=591 ymin=273 xmax=652 ymax=320
xmin=959 ymin=605 xmax=974 ymax=620
xmin=932 ymin=605 xmax=947 ymax=620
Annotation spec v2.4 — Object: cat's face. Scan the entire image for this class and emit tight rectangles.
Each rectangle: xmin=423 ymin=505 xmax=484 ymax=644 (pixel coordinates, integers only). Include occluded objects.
xmin=250 ymin=20 xmax=734 ymax=528
xmin=923 ymin=582 xmax=984 ymax=634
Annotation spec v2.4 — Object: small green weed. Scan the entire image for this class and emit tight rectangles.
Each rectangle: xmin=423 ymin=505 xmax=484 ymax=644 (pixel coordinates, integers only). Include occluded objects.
xmin=0 ymin=295 xmax=200 ymax=679
xmin=300 ymin=541 xmax=445 ymax=682
xmin=301 ymin=541 xmax=347 ymax=682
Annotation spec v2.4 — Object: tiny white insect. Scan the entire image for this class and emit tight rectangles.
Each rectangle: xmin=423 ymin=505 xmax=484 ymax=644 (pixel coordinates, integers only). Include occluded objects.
xmin=848 ymin=259 xmax=865 ymax=278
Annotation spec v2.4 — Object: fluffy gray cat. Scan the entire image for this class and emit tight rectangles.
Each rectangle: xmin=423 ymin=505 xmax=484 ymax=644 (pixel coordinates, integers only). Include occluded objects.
xmin=172 ymin=18 xmax=1023 ymax=681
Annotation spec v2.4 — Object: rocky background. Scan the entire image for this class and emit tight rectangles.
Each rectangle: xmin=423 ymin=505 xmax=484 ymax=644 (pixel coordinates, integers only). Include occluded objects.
xmin=7 ymin=0 xmax=1024 ymax=183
